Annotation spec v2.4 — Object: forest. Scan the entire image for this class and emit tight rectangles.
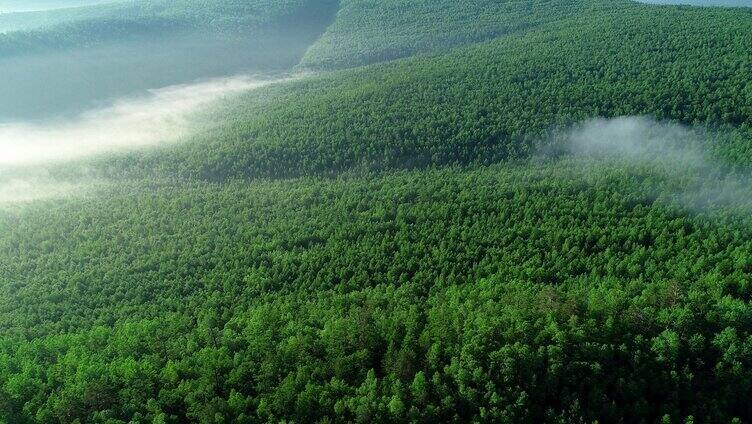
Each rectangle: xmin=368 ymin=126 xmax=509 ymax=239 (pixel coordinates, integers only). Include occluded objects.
xmin=1 ymin=0 xmax=752 ymax=422
xmin=105 ymin=0 xmax=752 ymax=182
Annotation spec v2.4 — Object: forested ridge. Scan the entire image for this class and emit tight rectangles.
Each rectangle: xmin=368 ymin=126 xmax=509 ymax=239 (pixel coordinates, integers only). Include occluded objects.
xmin=104 ymin=1 xmax=752 ymax=182
xmin=2 ymin=0 xmax=752 ymax=422
xmin=298 ymin=0 xmax=628 ymax=70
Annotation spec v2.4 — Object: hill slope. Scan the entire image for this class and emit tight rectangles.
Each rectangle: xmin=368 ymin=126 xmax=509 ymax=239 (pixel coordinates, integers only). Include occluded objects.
xmin=299 ymin=0 xmax=613 ymax=69
xmin=121 ymin=0 xmax=751 ymax=182
xmin=0 ymin=0 xmax=339 ymax=120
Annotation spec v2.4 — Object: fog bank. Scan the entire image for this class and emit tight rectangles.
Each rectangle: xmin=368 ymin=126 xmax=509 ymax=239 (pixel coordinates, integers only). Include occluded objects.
xmin=565 ymin=116 xmax=704 ymax=165
xmin=0 ymin=178 xmax=98 ymax=204
xmin=560 ymin=116 xmax=752 ymax=214
xmin=0 ymin=74 xmax=288 ymax=167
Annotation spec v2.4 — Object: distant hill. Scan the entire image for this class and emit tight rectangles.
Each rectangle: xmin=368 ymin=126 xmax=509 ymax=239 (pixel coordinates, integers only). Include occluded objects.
xmin=0 ymin=2 xmax=127 ymax=33
xmin=0 ymin=0 xmax=116 ymax=13
xmin=146 ymin=0 xmax=751 ymax=182
xmin=299 ymin=0 xmax=616 ymax=69
xmin=0 ymin=0 xmax=339 ymax=120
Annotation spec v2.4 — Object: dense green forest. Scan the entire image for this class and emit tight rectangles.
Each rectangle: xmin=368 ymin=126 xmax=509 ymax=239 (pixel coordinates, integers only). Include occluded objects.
xmin=108 ymin=0 xmax=752 ymax=181
xmin=2 ymin=0 xmax=752 ymax=422
xmin=639 ymin=0 xmax=751 ymax=6
xmin=5 ymin=159 xmax=752 ymax=422
xmin=298 ymin=0 xmax=616 ymax=69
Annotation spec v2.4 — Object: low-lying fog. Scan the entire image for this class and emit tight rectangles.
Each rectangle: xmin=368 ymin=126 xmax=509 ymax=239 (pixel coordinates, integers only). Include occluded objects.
xmin=558 ymin=116 xmax=752 ymax=214
xmin=0 ymin=74 xmax=291 ymax=204
xmin=0 ymin=75 xmax=286 ymax=166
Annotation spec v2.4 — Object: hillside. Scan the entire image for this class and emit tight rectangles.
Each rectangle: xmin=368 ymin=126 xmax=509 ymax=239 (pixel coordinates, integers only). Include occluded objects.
xmin=2 ymin=0 xmax=752 ymax=422
xmin=0 ymin=4 xmax=120 ymax=33
xmin=5 ymin=160 xmax=752 ymax=422
xmin=119 ymin=0 xmax=752 ymax=182
xmin=299 ymin=0 xmax=616 ymax=69
xmin=0 ymin=0 xmax=339 ymax=120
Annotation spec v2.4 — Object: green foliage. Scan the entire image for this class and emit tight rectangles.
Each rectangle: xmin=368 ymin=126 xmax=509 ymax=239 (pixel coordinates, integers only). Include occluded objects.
xmin=299 ymin=0 xmax=621 ymax=69
xmin=116 ymin=0 xmax=752 ymax=182
xmin=3 ymin=160 xmax=752 ymax=421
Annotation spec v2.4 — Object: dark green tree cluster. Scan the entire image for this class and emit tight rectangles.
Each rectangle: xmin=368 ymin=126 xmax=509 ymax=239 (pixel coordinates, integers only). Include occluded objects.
xmin=3 ymin=161 xmax=752 ymax=422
